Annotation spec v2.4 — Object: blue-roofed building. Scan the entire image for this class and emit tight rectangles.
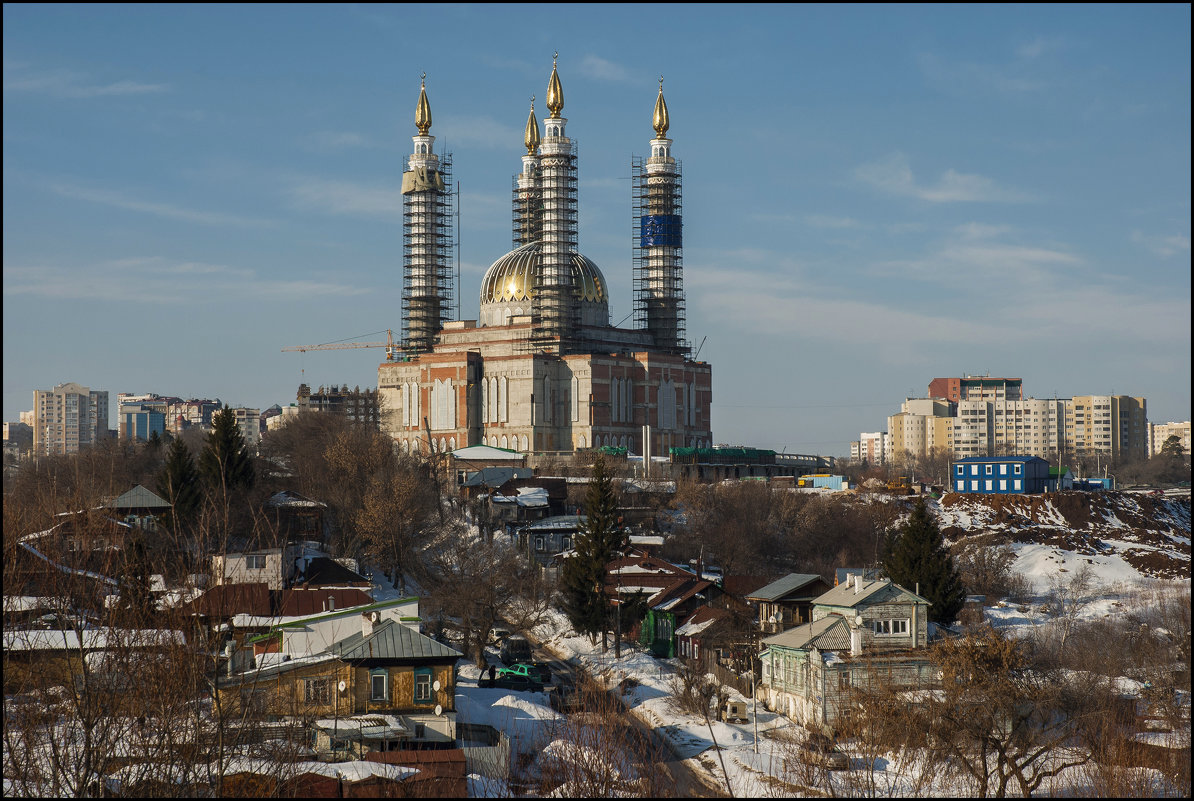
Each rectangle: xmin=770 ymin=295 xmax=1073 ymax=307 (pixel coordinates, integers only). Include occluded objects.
xmin=950 ymin=456 xmax=1050 ymax=494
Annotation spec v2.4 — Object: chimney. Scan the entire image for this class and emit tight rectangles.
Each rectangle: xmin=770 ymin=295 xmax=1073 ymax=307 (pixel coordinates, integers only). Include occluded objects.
xmin=224 ymin=640 xmax=237 ymax=678
xmin=362 ymin=611 xmax=379 ymax=638
xmin=854 ymin=575 xmax=862 ymax=595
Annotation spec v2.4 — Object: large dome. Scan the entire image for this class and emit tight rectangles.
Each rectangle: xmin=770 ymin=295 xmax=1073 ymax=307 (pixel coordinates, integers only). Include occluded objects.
xmin=479 ymin=242 xmax=609 ymax=327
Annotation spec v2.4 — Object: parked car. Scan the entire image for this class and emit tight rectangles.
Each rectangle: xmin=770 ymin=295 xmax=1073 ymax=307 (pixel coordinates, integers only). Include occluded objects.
xmin=499 ymin=635 xmax=533 ymax=665
xmin=489 ymin=625 xmax=512 ymax=644
xmin=498 ymin=662 xmax=552 ymax=684
xmin=547 ymin=684 xmax=585 ymax=713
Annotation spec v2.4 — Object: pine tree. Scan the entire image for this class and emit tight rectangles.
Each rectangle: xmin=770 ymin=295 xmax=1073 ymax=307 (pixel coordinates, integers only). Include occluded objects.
xmin=199 ymin=406 xmax=255 ymax=492
xmin=560 ymin=455 xmax=628 ymax=643
xmin=882 ymin=498 xmax=965 ymax=625
xmin=157 ymin=436 xmax=202 ymax=528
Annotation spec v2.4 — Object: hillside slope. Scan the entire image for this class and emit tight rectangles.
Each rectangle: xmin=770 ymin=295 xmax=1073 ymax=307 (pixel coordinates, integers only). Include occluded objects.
xmin=931 ymin=491 xmax=1190 ymax=586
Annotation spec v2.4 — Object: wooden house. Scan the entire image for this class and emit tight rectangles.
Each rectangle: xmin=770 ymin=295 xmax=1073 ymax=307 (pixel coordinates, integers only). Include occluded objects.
xmin=758 ymin=574 xmax=935 ymax=732
xmin=745 ymin=573 xmax=833 ymax=634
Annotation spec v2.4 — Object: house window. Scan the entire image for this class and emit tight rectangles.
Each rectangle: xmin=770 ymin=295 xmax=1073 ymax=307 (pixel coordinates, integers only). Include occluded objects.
xmin=304 ymin=678 xmax=332 ymax=705
xmin=1013 ymin=479 xmax=1022 ymax=490
xmin=956 ymin=465 xmax=963 ymax=476
xmin=1000 ymin=464 xmax=1007 ymax=475
xmin=970 ymin=480 xmax=978 ymax=491
xmin=985 ymin=465 xmax=993 ymax=475
xmin=561 ymin=536 xmax=571 ymax=551
xmin=873 ymin=619 xmax=909 ymax=636
xmin=1014 ymin=464 xmax=1022 ymax=475
xmin=414 ymin=668 xmax=433 ymax=703
xmin=370 ymin=669 xmax=388 ymax=701
xmin=246 ymin=555 xmax=266 ymax=570
xmin=838 ymin=670 xmax=851 ymax=689
xmin=956 ymin=481 xmax=965 ymax=491
xmin=535 ymin=536 xmax=544 ymax=552
xmin=985 ymin=480 xmax=993 ymax=491
xmin=1000 ymin=480 xmax=1007 ymax=491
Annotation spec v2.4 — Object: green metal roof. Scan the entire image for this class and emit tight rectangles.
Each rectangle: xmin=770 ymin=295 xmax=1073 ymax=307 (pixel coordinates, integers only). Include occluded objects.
xmin=331 ymin=619 xmax=461 ymax=662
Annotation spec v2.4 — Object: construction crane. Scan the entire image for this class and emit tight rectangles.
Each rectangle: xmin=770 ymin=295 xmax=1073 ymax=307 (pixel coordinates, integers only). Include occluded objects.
xmin=281 ymin=329 xmax=402 ymax=361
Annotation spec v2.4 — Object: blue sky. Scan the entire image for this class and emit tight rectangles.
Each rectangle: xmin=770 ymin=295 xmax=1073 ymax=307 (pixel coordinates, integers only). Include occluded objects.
xmin=4 ymin=4 xmax=1190 ymax=456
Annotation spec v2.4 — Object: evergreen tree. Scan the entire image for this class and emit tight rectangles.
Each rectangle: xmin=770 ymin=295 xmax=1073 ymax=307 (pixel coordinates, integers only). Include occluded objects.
xmin=559 ymin=455 xmax=628 ymax=643
xmin=882 ymin=498 xmax=965 ymax=625
xmin=157 ymin=436 xmax=202 ymax=528
xmin=199 ymin=406 xmax=255 ymax=492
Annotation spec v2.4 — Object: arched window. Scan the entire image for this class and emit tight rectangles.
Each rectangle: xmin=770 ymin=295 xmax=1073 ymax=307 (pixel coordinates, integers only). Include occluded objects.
xmin=572 ymin=376 xmax=580 ymax=422
xmin=579 ymin=434 xmax=587 ymax=449
xmin=520 ymin=435 xmax=528 ymax=452
xmin=449 ymin=437 xmax=456 ymax=451
xmin=500 ymin=435 xmax=509 ymax=450
xmin=481 ymin=378 xmax=489 ymax=423
xmin=499 ymin=376 xmax=508 ymax=423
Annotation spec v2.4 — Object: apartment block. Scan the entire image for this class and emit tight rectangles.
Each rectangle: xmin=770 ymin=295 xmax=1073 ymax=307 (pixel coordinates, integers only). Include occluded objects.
xmin=33 ymin=383 xmax=110 ymax=456
xmin=850 ymin=432 xmax=888 ymax=464
xmin=231 ymin=407 xmax=262 ymax=453
xmin=1149 ymin=421 xmax=1191 ymax=456
xmin=876 ymin=388 xmax=1147 ymax=464
xmin=928 ymin=376 xmax=1022 ymax=403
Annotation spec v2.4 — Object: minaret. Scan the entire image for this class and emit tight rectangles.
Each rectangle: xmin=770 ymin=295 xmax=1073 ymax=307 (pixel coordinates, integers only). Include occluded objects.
xmin=513 ymin=96 xmax=542 ymax=248
xmin=534 ymin=53 xmax=578 ymax=347
xmin=636 ymin=77 xmax=685 ymax=352
xmin=401 ymin=74 xmax=452 ymax=356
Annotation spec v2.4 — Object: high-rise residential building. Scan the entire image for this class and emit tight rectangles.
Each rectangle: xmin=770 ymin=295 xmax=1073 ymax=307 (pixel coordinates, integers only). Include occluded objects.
xmin=1068 ymin=395 xmax=1147 ymax=462
xmin=19 ymin=410 xmax=35 ymax=427
xmin=1149 ymin=421 xmax=1191 ymax=456
xmin=874 ymin=384 xmax=1148 ymax=464
xmin=928 ymin=376 xmax=1022 ymax=403
xmin=33 ymin=383 xmax=109 ymax=456
xmin=850 ymin=432 xmax=888 ymax=464
xmin=230 ymin=408 xmax=262 ymax=453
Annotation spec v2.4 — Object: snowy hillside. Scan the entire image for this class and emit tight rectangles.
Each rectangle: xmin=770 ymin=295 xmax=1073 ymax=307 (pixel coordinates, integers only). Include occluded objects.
xmin=930 ymin=491 xmax=1190 ymax=588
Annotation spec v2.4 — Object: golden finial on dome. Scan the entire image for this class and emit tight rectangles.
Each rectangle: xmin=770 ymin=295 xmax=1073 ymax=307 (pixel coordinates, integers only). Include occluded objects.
xmin=415 ymin=72 xmax=432 ymax=135
xmin=524 ymin=95 xmax=541 ymax=155
xmin=653 ymin=76 xmax=670 ymax=138
xmin=546 ymin=52 xmax=563 ymax=119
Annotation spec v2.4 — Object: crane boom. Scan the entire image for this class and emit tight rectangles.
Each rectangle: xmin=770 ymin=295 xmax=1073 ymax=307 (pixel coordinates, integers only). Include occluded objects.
xmin=282 ymin=329 xmax=402 ymax=360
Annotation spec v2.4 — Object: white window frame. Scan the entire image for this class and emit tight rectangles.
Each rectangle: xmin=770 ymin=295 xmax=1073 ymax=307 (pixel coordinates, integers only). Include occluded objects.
xmin=245 ymin=554 xmax=266 ymax=570
xmin=370 ymin=669 xmax=388 ymax=702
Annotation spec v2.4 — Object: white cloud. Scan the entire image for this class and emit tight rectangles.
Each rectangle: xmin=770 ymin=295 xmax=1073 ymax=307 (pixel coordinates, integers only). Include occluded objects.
xmin=804 ymin=215 xmax=862 ymax=229
xmin=578 ymin=54 xmax=634 ymax=84
xmin=3 ymin=257 xmax=369 ymax=304
xmin=854 ymin=153 xmax=1033 ymax=203
xmin=4 ymin=66 xmax=168 ymax=98
xmin=436 ymin=114 xmax=520 ymax=150
xmin=288 ymin=178 xmax=402 ymax=219
xmin=48 ymin=182 xmax=274 ymax=227
xmin=1132 ymin=229 xmax=1191 ymax=258
xmin=916 ymin=51 xmax=1048 ymax=96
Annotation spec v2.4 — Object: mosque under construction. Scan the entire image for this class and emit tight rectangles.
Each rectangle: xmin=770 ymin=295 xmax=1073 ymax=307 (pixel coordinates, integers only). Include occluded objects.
xmin=378 ymin=57 xmax=712 ymax=458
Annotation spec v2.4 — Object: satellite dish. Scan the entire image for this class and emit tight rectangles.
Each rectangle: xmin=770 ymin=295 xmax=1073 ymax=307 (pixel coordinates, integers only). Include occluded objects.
xmin=434 ymin=704 xmax=443 ymax=717
xmin=338 ymin=680 xmax=347 ymax=693
xmin=433 ymin=679 xmax=442 ymax=692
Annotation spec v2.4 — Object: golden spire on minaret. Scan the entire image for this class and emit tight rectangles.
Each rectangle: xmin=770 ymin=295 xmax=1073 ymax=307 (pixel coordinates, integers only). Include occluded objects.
xmin=524 ymin=95 xmax=541 ymax=155
xmin=415 ymin=72 xmax=432 ymax=135
xmin=653 ymin=76 xmax=670 ymax=138
xmin=546 ymin=52 xmax=564 ymax=119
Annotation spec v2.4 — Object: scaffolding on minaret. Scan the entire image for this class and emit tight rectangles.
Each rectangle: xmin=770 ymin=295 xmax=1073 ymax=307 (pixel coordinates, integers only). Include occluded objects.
xmin=632 ymin=154 xmax=686 ymax=354
xmin=531 ymin=140 xmax=579 ymax=350
xmin=401 ymin=152 xmax=454 ymax=356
